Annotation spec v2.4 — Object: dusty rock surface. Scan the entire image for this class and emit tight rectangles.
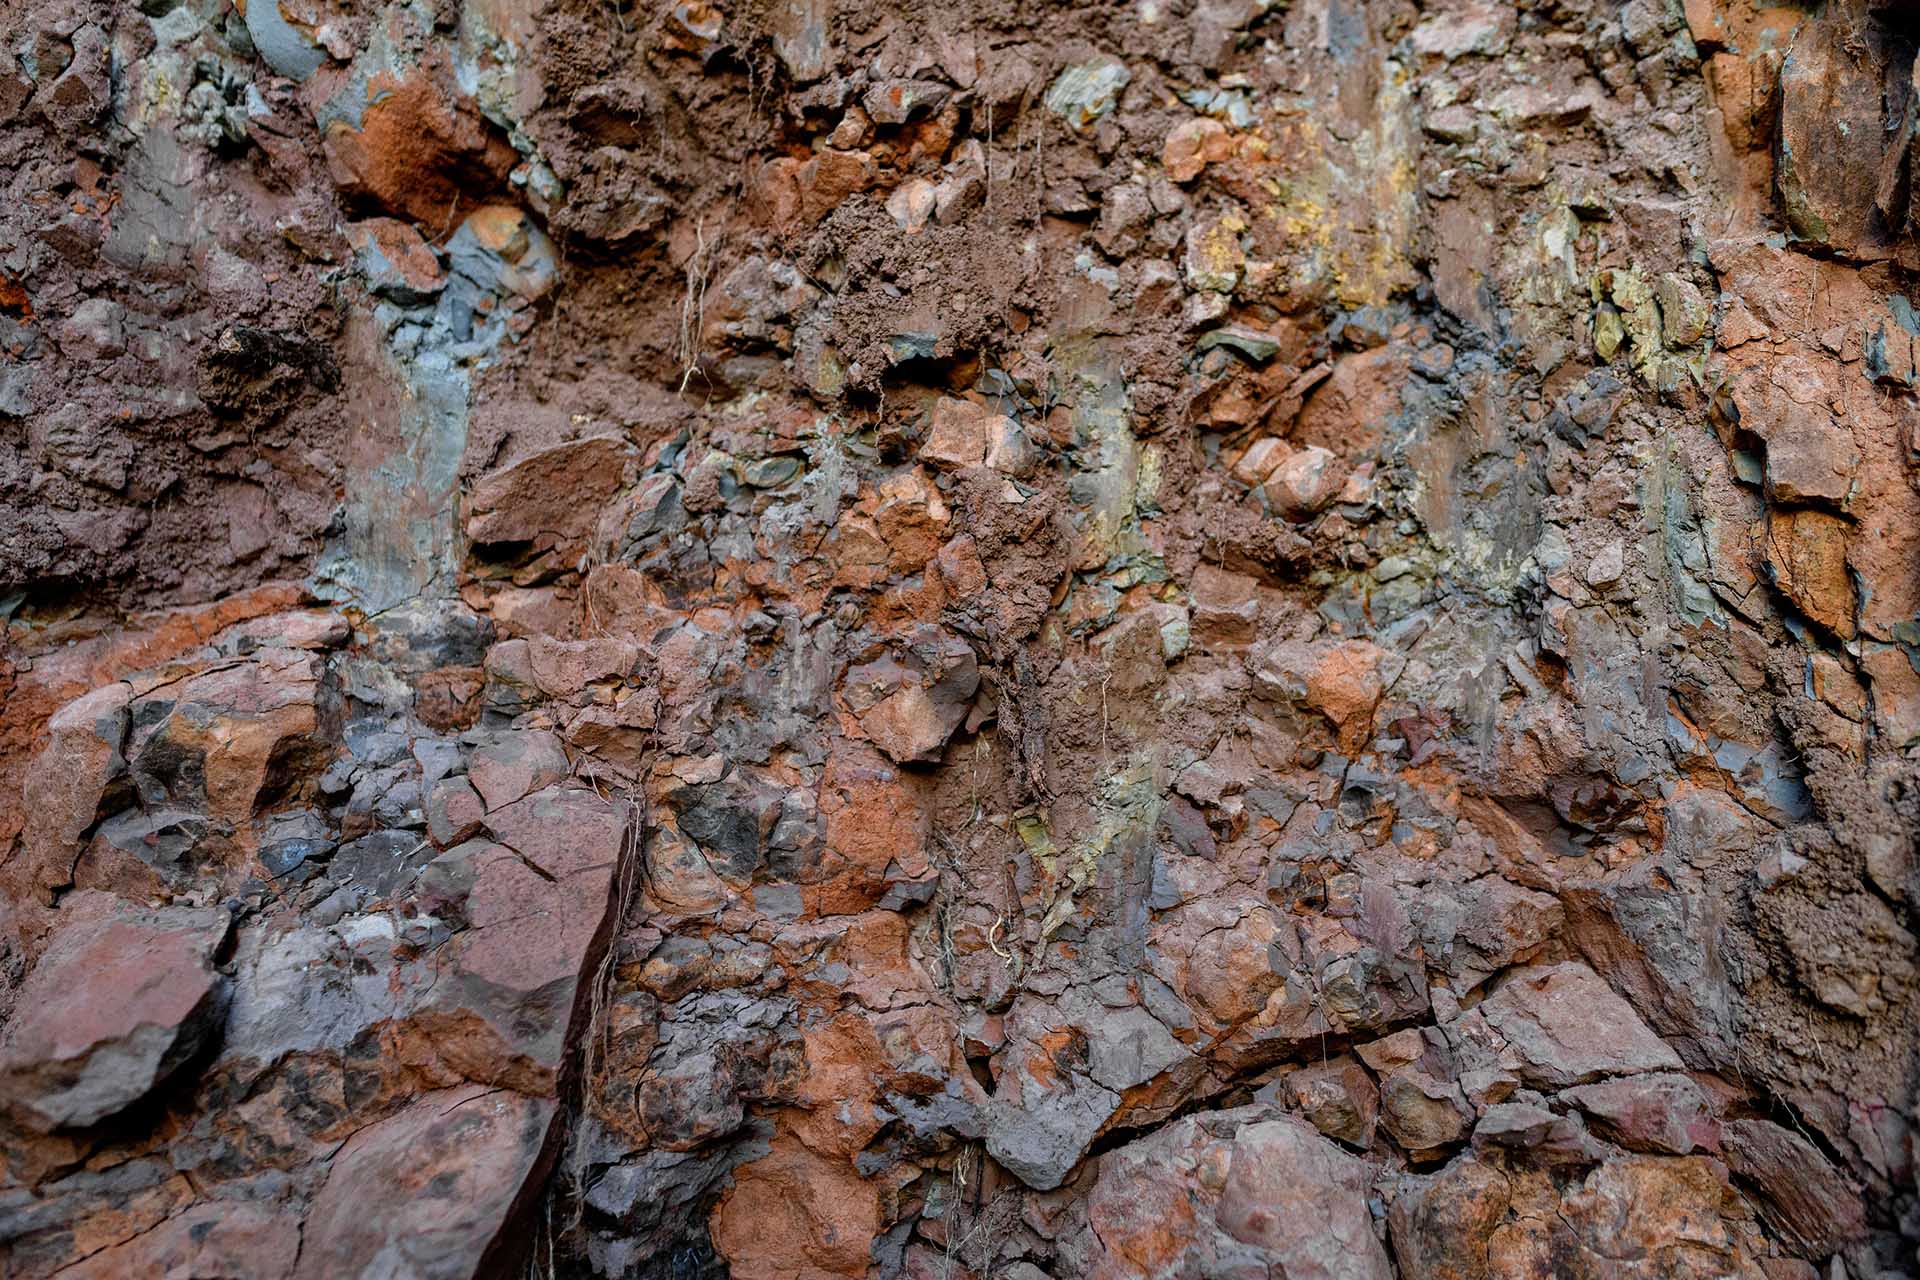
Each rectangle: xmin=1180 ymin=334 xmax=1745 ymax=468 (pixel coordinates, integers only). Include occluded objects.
xmin=1 ymin=0 xmax=1918 ymax=1276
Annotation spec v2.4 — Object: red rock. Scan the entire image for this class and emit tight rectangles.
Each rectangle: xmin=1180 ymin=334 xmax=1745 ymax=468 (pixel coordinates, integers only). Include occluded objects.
xmin=1294 ymin=347 xmax=1407 ymax=458
xmin=1190 ymin=564 xmax=1261 ymax=649
xmin=887 ymin=177 xmax=937 ymax=234
xmin=465 ymin=437 xmax=633 ymax=568
xmin=1163 ymin=118 xmax=1233 ymax=183
xmin=0 ymin=892 xmax=229 ymax=1132
xmin=1765 ymin=508 xmax=1854 ymax=637
xmin=1307 ymin=641 xmax=1386 ymax=755
xmin=1563 ymin=1072 xmax=1720 ymax=1155
xmin=18 ymin=681 xmax=129 ymax=904
xmin=1284 ymin=1057 xmax=1379 ymax=1147
xmin=820 ymin=738 xmax=932 ymax=908
xmin=467 ymin=730 xmax=570 ymax=811
xmin=1261 ymin=445 xmax=1347 ymax=520
xmin=1720 ymin=1118 xmax=1867 ymax=1255
xmin=1392 ymin=1151 xmax=1769 ymax=1278
xmin=56 ymin=1202 xmax=299 ymax=1279
xmin=426 ymin=776 xmax=487 ymax=847
xmin=1460 ymin=961 xmax=1683 ymax=1089
xmin=921 ymin=396 xmax=999 ymax=471
xmin=839 ymin=626 xmax=980 ymax=764
xmin=320 ymin=68 xmax=518 ymax=226
xmin=1774 ymin=14 xmax=1893 ymax=256
xmin=1377 ymin=1062 xmax=1472 ymax=1152
xmin=1068 ymin=1109 xmax=1390 ymax=1280
xmin=1764 ymin=417 xmax=1857 ymax=507
xmin=1216 ymin=1118 xmax=1392 ymax=1276
xmin=126 ymin=648 xmax=326 ymax=849
xmin=346 ymin=217 xmax=444 ymax=303
xmin=795 ymin=148 xmax=877 ymax=228
xmin=1229 ymin=437 xmax=1289 ymax=487
xmin=711 ymin=1128 xmax=883 ymax=1280
xmin=294 ymin=1084 xmax=556 ymax=1279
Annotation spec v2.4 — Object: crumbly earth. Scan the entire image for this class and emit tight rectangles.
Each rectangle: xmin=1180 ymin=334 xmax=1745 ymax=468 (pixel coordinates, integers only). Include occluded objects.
xmin=0 ymin=0 xmax=1917 ymax=1276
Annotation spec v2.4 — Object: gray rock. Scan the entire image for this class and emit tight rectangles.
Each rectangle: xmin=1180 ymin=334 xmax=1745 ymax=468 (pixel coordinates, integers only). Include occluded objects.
xmin=983 ymin=1078 xmax=1120 ymax=1191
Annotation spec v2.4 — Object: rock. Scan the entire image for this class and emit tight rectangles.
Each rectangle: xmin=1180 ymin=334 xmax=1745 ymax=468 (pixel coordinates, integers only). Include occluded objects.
xmin=467 ymin=730 xmax=570 ymax=811
xmin=768 ymin=0 xmax=833 ymax=82
xmin=1045 ymin=56 xmax=1131 ymax=130
xmin=921 ymin=396 xmax=1000 ymax=471
xmin=1563 ymin=1072 xmax=1719 ymax=1154
xmin=1458 ymin=961 xmax=1683 ymax=1089
xmin=1230 ymin=437 xmax=1289 ymax=486
xmin=1765 ymin=508 xmax=1854 ymax=637
xmin=1067 ymin=1108 xmax=1391 ymax=1279
xmin=1191 ymin=564 xmax=1261 ymax=648
xmin=984 ymin=1067 xmax=1120 ymax=1191
xmin=348 ymin=218 xmax=445 ymax=303
xmin=58 ymin=297 xmax=125 ymax=358
xmin=1656 ymin=274 xmax=1709 ymax=347
xmin=1765 ymin=417 xmax=1857 ymax=507
xmin=454 ymin=205 xmax=559 ymax=302
xmin=426 ymin=776 xmax=487 ymax=847
xmin=20 ymin=682 xmax=130 ymax=902
xmin=1585 ymin=540 xmax=1625 ymax=587
xmin=1216 ymin=1118 xmax=1393 ymax=1276
xmin=1377 ymin=1061 xmax=1473 ymax=1152
xmin=1308 ymin=641 xmax=1387 ymax=754
xmin=1284 ymin=1058 xmax=1379 ymax=1147
xmin=34 ymin=24 xmax=109 ymax=133
xmin=54 ymin=1202 xmax=302 ymax=1280
xmin=245 ymin=0 xmax=326 ymax=80
xmin=438 ymin=785 xmax=628 ymax=1085
xmin=319 ymin=63 xmax=517 ymax=226
xmin=294 ymin=1084 xmax=556 ymax=1280
xmin=887 ymin=178 xmax=937 ymax=234
xmin=1407 ymin=1 xmax=1514 ymax=59
xmin=1720 ymin=1118 xmax=1867 ymax=1256
xmin=711 ymin=1130 xmax=883 ymax=1279
xmin=1262 ymin=445 xmax=1347 ymax=520
xmin=863 ymin=79 xmax=950 ymax=126
xmin=1470 ymin=1099 xmax=1562 ymax=1151
xmin=840 ymin=627 xmax=980 ymax=764
xmin=465 ymin=437 xmax=632 ymax=566
xmin=1774 ymin=15 xmax=1890 ymax=255
xmin=1391 ymin=1151 xmax=1769 ymax=1278
xmin=0 ymin=893 xmax=230 ymax=1132
xmin=1184 ymin=208 xmax=1247 ymax=293
xmin=1163 ymin=117 xmax=1232 ymax=182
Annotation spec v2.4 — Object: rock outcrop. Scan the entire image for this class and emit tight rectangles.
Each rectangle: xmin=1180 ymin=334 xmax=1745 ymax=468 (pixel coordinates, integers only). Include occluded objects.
xmin=0 ymin=0 xmax=1916 ymax=1276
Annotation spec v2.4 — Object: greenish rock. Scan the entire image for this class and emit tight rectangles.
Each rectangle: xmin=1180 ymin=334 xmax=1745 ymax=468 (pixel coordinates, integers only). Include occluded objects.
xmin=1196 ymin=326 xmax=1282 ymax=363
xmin=1045 ymin=57 xmax=1132 ymax=131
xmin=888 ymin=332 xmax=940 ymax=363
xmin=740 ymin=455 xmax=803 ymax=488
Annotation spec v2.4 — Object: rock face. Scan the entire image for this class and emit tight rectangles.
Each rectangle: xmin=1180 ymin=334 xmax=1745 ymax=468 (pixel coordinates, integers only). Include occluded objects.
xmin=1 ymin=0 xmax=1918 ymax=1276
xmin=0 ymin=893 xmax=229 ymax=1132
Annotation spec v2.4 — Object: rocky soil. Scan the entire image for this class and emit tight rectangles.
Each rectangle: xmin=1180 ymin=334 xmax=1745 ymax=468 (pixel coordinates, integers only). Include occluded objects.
xmin=1 ymin=0 xmax=1918 ymax=1275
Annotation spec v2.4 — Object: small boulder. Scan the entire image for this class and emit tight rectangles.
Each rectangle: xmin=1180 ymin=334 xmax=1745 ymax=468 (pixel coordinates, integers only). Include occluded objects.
xmin=294 ymin=1084 xmax=556 ymax=1280
xmin=840 ymin=627 xmax=980 ymax=764
xmin=0 ymin=892 xmax=231 ymax=1132
xmin=1464 ymin=961 xmax=1682 ymax=1089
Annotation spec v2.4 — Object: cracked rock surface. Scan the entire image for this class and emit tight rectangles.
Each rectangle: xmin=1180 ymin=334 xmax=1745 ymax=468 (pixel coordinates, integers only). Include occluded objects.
xmin=1 ymin=0 xmax=1918 ymax=1276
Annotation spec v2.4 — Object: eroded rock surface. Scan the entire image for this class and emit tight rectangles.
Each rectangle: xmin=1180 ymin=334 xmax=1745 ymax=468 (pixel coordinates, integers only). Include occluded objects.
xmin=1 ymin=0 xmax=1917 ymax=1276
